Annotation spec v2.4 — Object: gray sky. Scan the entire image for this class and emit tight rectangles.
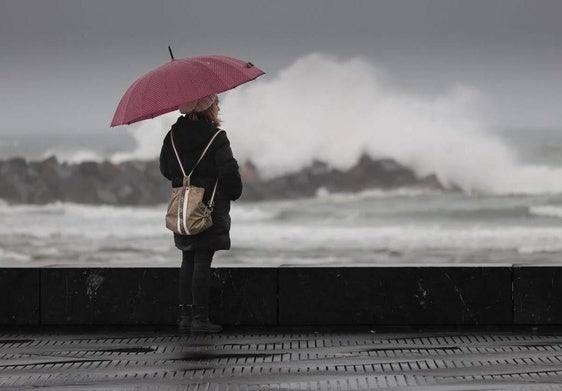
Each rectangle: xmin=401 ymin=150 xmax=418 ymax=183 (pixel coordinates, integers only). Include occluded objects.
xmin=1 ymin=0 xmax=562 ymax=135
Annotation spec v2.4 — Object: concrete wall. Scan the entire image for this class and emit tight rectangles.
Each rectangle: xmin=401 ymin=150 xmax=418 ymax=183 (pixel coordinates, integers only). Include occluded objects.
xmin=0 ymin=266 xmax=558 ymax=326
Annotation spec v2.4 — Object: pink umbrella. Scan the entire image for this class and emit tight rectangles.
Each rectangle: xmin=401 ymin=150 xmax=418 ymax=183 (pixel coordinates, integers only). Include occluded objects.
xmin=110 ymin=52 xmax=265 ymax=127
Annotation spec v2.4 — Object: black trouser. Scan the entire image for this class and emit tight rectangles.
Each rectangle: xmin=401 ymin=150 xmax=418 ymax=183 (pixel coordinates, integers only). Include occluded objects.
xmin=179 ymin=249 xmax=215 ymax=306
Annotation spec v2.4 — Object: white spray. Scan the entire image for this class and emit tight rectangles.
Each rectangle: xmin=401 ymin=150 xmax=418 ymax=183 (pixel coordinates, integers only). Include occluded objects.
xmin=220 ymin=53 xmax=562 ymax=195
xmin=110 ymin=112 xmax=177 ymax=163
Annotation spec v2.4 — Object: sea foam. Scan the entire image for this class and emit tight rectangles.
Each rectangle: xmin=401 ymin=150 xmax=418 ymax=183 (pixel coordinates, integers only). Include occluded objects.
xmin=529 ymin=205 xmax=562 ymax=219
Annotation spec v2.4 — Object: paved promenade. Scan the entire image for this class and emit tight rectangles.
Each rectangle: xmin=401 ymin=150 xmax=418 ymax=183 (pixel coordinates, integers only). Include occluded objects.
xmin=2 ymin=327 xmax=562 ymax=390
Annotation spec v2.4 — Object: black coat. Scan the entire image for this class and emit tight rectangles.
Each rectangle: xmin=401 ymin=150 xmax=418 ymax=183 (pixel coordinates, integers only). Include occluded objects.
xmin=159 ymin=115 xmax=243 ymax=251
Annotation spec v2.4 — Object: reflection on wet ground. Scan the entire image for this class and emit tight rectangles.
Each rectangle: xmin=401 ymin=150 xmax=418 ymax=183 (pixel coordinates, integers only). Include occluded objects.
xmin=2 ymin=328 xmax=562 ymax=389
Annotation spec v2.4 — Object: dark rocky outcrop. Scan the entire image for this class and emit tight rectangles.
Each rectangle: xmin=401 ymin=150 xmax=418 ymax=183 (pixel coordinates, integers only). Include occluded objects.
xmin=0 ymin=157 xmax=169 ymax=205
xmin=0 ymin=154 xmax=448 ymax=205
xmin=241 ymin=154 xmax=445 ymax=200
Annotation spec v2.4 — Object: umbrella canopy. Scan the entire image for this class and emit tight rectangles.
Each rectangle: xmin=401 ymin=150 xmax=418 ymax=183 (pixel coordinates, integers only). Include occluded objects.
xmin=110 ymin=55 xmax=265 ymax=127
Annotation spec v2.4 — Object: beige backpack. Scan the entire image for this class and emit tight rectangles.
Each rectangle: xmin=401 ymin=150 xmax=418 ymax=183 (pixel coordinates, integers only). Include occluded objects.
xmin=165 ymin=129 xmax=223 ymax=235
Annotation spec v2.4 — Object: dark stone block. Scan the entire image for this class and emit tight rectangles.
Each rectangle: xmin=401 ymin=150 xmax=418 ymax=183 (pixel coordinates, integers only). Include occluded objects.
xmin=279 ymin=267 xmax=512 ymax=325
xmin=0 ymin=268 xmax=40 ymax=325
xmin=41 ymin=268 xmax=178 ymax=325
xmin=40 ymin=267 xmax=277 ymax=325
xmin=514 ymin=266 xmax=562 ymax=324
xmin=210 ymin=268 xmax=277 ymax=325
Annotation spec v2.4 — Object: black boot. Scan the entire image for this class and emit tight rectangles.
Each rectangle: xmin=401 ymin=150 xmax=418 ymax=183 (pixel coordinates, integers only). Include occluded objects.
xmin=178 ymin=304 xmax=191 ymax=333
xmin=191 ymin=305 xmax=222 ymax=333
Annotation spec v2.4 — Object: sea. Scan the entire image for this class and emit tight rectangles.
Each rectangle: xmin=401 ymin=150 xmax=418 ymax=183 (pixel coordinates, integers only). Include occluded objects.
xmin=0 ymin=127 xmax=561 ymax=267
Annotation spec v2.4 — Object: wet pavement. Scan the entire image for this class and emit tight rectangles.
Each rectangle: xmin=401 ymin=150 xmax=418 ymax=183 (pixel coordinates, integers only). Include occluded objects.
xmin=2 ymin=327 xmax=562 ymax=390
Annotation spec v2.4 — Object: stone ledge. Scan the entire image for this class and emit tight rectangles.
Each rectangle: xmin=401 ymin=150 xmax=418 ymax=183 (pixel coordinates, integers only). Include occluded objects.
xmin=0 ymin=266 xmax=558 ymax=326
xmin=513 ymin=266 xmax=562 ymax=325
xmin=279 ymin=266 xmax=512 ymax=325
xmin=0 ymin=268 xmax=40 ymax=325
xmin=38 ymin=268 xmax=277 ymax=326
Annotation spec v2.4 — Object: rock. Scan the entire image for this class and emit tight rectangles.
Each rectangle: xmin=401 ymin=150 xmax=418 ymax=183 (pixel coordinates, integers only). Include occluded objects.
xmin=0 ymin=157 xmax=57 ymax=203
xmin=0 ymin=155 xmax=451 ymax=205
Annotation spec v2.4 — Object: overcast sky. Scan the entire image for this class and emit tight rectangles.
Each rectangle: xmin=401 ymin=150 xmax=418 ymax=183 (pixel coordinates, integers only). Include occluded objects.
xmin=1 ymin=0 xmax=561 ymax=135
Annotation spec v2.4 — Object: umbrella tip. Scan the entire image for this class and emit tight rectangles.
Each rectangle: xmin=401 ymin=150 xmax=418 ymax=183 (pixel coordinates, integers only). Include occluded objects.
xmin=246 ymin=62 xmax=254 ymax=68
xmin=168 ymin=46 xmax=175 ymax=61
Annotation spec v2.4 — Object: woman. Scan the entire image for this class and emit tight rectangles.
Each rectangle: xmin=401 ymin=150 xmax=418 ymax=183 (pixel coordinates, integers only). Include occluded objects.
xmin=159 ymin=94 xmax=243 ymax=333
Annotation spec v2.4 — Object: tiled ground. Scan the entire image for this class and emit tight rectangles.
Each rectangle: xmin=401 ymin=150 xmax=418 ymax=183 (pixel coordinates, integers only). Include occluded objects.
xmin=2 ymin=329 xmax=562 ymax=390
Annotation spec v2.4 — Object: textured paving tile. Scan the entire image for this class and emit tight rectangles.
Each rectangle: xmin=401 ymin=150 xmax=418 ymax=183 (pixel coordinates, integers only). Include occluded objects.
xmin=2 ymin=330 xmax=562 ymax=389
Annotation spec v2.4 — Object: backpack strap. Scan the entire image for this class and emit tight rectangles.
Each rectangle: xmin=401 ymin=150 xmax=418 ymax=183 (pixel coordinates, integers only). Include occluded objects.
xmin=170 ymin=130 xmax=186 ymax=177
xmin=208 ymin=177 xmax=219 ymax=208
xmin=187 ymin=130 xmax=224 ymax=178
xmin=170 ymin=129 xmax=224 ymax=178
xmin=170 ymin=129 xmax=223 ymax=208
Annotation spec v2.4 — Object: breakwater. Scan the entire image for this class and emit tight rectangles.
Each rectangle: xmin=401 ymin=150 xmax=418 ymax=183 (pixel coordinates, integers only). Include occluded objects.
xmin=0 ymin=154 xmax=445 ymax=205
